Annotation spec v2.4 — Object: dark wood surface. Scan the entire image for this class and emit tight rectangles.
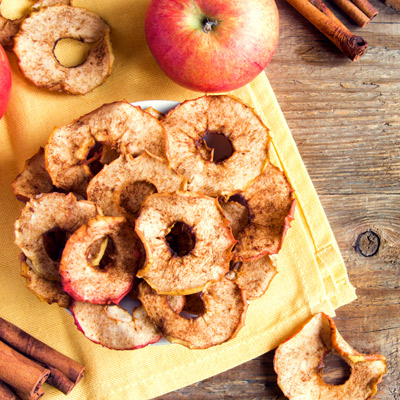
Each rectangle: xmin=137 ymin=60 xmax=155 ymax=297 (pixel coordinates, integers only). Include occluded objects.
xmin=157 ymin=0 xmax=400 ymax=398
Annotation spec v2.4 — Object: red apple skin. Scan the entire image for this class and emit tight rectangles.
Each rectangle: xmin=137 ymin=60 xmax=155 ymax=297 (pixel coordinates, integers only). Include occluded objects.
xmin=145 ymin=0 xmax=279 ymax=93
xmin=0 ymin=44 xmax=11 ymax=119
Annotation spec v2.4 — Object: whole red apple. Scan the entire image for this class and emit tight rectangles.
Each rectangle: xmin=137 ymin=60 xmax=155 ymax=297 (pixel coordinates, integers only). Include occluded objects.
xmin=145 ymin=0 xmax=279 ymax=93
xmin=0 ymin=43 xmax=11 ymax=119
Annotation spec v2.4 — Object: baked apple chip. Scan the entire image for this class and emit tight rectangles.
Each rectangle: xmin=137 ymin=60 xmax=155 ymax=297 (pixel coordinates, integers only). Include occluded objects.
xmin=70 ymin=302 xmax=162 ymax=350
xmin=163 ymin=95 xmax=270 ymax=197
xmin=60 ymin=216 xmax=141 ymax=304
xmin=45 ymin=101 xmax=166 ymax=196
xmin=138 ymin=278 xmax=247 ymax=349
xmin=136 ymin=191 xmax=236 ymax=295
xmin=87 ymin=152 xmax=186 ymax=218
xmin=14 ymin=192 xmax=99 ymax=281
xmin=274 ymin=312 xmax=387 ymax=400
xmin=12 ymin=147 xmax=56 ymax=202
xmin=226 ymin=255 xmax=278 ymax=300
xmin=14 ymin=4 xmax=113 ymax=94
xmin=20 ymin=254 xmax=71 ymax=308
xmin=221 ymin=163 xmax=296 ymax=261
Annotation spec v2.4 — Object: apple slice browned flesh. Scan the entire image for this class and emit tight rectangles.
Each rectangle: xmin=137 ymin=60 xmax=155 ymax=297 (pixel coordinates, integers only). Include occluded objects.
xmin=12 ymin=147 xmax=57 ymax=202
xmin=221 ymin=163 xmax=296 ymax=261
xmin=136 ymin=191 xmax=236 ymax=295
xmin=70 ymin=301 xmax=162 ymax=350
xmin=45 ymin=101 xmax=166 ymax=196
xmin=87 ymin=152 xmax=186 ymax=218
xmin=163 ymin=95 xmax=270 ymax=197
xmin=138 ymin=278 xmax=247 ymax=349
xmin=14 ymin=192 xmax=99 ymax=281
xmin=20 ymin=254 xmax=71 ymax=308
xmin=226 ymin=255 xmax=278 ymax=300
xmin=274 ymin=312 xmax=387 ymax=400
xmin=60 ymin=215 xmax=141 ymax=304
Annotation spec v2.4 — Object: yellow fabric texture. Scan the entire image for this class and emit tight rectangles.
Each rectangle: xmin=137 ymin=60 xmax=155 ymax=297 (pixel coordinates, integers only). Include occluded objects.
xmin=0 ymin=0 xmax=356 ymax=399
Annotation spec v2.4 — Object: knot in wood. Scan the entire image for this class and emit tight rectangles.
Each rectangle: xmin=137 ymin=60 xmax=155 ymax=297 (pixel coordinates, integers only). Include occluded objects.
xmin=355 ymin=230 xmax=380 ymax=257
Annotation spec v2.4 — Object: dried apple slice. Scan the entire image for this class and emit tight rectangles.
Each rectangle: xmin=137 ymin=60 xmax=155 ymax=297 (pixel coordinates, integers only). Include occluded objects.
xmin=274 ymin=312 xmax=387 ymax=400
xmin=136 ymin=191 xmax=236 ymax=295
xmin=163 ymin=95 xmax=270 ymax=197
xmin=220 ymin=163 xmax=296 ymax=261
xmin=138 ymin=278 xmax=247 ymax=349
xmin=87 ymin=152 xmax=186 ymax=218
xmin=70 ymin=301 xmax=162 ymax=350
xmin=14 ymin=5 xmax=113 ymax=94
xmin=14 ymin=192 xmax=99 ymax=281
xmin=226 ymin=255 xmax=278 ymax=300
xmin=45 ymin=101 xmax=166 ymax=196
xmin=12 ymin=147 xmax=56 ymax=202
xmin=20 ymin=254 xmax=71 ymax=308
xmin=60 ymin=215 xmax=141 ymax=304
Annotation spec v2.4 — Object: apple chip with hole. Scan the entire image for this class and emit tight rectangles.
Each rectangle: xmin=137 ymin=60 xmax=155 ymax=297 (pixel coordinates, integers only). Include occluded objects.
xmin=138 ymin=278 xmax=247 ymax=349
xmin=20 ymin=254 xmax=71 ymax=308
xmin=163 ymin=95 xmax=270 ymax=197
xmin=70 ymin=301 xmax=162 ymax=350
xmin=220 ymin=163 xmax=296 ymax=261
xmin=14 ymin=192 xmax=99 ymax=281
xmin=60 ymin=216 xmax=141 ymax=304
xmin=45 ymin=101 xmax=166 ymax=196
xmin=12 ymin=147 xmax=57 ymax=202
xmin=274 ymin=312 xmax=387 ymax=400
xmin=135 ymin=191 xmax=236 ymax=295
xmin=226 ymin=255 xmax=278 ymax=300
xmin=87 ymin=152 xmax=186 ymax=218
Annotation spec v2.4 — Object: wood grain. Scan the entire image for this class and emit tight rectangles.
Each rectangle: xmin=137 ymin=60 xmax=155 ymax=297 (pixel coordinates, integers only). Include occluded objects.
xmin=156 ymin=0 xmax=400 ymax=398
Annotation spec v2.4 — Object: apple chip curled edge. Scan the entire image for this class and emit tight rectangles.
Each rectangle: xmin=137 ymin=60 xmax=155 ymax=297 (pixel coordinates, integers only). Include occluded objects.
xmin=135 ymin=191 xmax=236 ymax=295
xmin=138 ymin=278 xmax=247 ymax=349
xmin=274 ymin=312 xmax=387 ymax=400
xmin=70 ymin=301 xmax=162 ymax=350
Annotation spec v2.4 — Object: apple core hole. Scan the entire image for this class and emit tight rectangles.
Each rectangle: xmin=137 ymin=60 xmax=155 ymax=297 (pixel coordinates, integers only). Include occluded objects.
xmin=180 ymin=293 xmax=205 ymax=319
xmin=53 ymin=38 xmax=92 ymax=68
xmin=119 ymin=180 xmax=157 ymax=215
xmin=201 ymin=131 xmax=234 ymax=164
xmin=42 ymin=228 xmax=69 ymax=262
xmin=86 ymin=141 xmax=104 ymax=176
xmin=87 ymin=236 xmax=115 ymax=270
xmin=165 ymin=221 xmax=196 ymax=257
xmin=321 ymin=351 xmax=351 ymax=385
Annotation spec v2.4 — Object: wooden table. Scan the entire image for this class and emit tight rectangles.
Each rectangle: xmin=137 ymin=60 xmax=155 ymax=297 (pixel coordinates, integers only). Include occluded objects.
xmin=157 ymin=0 xmax=400 ymax=398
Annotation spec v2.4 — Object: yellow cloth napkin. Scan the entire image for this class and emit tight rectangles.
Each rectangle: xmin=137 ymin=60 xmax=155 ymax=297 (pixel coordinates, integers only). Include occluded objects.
xmin=0 ymin=0 xmax=356 ymax=399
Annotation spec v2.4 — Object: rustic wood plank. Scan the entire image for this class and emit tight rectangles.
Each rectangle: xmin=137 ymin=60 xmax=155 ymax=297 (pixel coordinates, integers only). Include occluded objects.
xmin=157 ymin=0 xmax=400 ymax=398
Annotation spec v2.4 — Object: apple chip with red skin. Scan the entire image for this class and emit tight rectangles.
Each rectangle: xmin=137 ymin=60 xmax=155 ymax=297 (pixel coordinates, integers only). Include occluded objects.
xmin=12 ymin=147 xmax=56 ymax=202
xmin=163 ymin=95 xmax=270 ymax=197
xmin=14 ymin=192 xmax=99 ymax=281
xmin=87 ymin=152 xmax=186 ymax=218
xmin=45 ymin=101 xmax=166 ymax=196
xmin=70 ymin=301 xmax=162 ymax=350
xmin=60 ymin=215 xmax=141 ymax=304
xmin=220 ymin=163 xmax=296 ymax=261
xmin=136 ymin=191 xmax=236 ymax=295
xmin=138 ymin=278 xmax=247 ymax=349
xmin=274 ymin=312 xmax=387 ymax=400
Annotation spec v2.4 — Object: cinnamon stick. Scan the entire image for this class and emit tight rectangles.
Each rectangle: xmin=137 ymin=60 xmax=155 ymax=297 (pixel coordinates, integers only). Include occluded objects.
xmin=14 ymin=386 xmax=45 ymax=400
xmin=286 ymin=0 xmax=368 ymax=60
xmin=351 ymin=0 xmax=379 ymax=19
xmin=0 ymin=317 xmax=85 ymax=384
xmin=39 ymin=364 xmax=75 ymax=395
xmin=309 ymin=0 xmax=350 ymax=31
xmin=330 ymin=0 xmax=371 ymax=27
xmin=0 ymin=380 xmax=17 ymax=400
xmin=0 ymin=340 xmax=49 ymax=397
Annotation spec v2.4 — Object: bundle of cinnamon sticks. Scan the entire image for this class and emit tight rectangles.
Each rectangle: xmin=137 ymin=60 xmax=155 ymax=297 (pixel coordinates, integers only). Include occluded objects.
xmin=286 ymin=0 xmax=379 ymax=60
xmin=0 ymin=317 xmax=85 ymax=399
